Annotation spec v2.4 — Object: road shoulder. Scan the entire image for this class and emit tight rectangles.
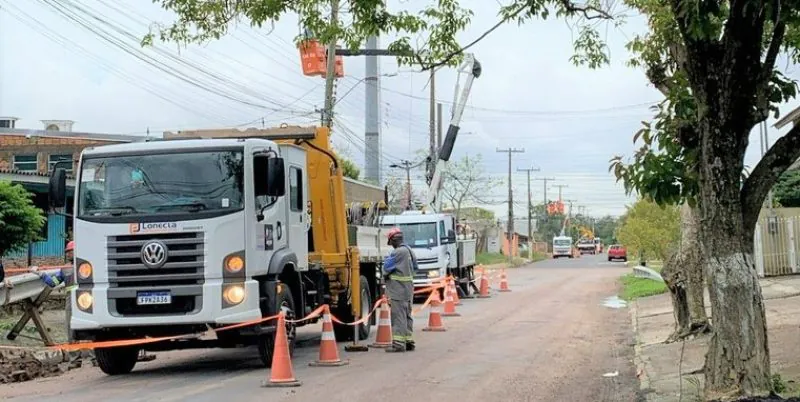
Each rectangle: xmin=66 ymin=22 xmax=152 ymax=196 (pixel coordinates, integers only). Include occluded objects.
xmin=631 ymin=275 xmax=800 ymax=401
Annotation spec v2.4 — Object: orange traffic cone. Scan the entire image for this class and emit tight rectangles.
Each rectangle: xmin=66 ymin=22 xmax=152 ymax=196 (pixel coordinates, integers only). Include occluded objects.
xmin=309 ymin=305 xmax=349 ymax=366
xmin=369 ymin=298 xmax=392 ymax=348
xmin=261 ymin=313 xmax=302 ymax=388
xmin=448 ymin=277 xmax=462 ymax=305
xmin=423 ymin=289 xmax=447 ymax=332
xmin=441 ymin=283 xmax=461 ymax=317
xmin=499 ymin=269 xmax=511 ymax=292
xmin=477 ymin=269 xmax=491 ymax=298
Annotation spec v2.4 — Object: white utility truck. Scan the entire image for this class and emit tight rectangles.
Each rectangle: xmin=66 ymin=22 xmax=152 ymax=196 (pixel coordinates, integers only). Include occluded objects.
xmin=552 ymin=236 xmax=574 ymax=258
xmin=49 ymin=127 xmax=390 ymax=375
xmin=378 ymin=54 xmax=481 ymax=297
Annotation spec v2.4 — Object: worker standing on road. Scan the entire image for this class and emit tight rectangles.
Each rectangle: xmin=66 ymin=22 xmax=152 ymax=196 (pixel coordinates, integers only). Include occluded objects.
xmin=382 ymin=227 xmax=418 ymax=353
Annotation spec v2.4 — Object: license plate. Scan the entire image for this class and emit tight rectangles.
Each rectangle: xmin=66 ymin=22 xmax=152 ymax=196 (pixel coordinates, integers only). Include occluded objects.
xmin=136 ymin=291 xmax=171 ymax=305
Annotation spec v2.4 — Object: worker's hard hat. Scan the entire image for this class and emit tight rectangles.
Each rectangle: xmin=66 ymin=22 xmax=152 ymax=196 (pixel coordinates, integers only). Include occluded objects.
xmin=385 ymin=227 xmax=403 ymax=244
xmin=65 ymin=241 xmax=75 ymax=252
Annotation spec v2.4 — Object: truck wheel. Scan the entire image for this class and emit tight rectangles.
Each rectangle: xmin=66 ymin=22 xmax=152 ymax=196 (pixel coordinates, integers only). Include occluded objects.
xmin=333 ymin=275 xmax=371 ymax=342
xmin=257 ymin=285 xmax=296 ymax=368
xmin=95 ymin=346 xmax=139 ymax=375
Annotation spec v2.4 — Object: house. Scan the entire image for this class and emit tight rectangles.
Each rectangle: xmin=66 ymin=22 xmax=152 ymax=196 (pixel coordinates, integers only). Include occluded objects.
xmin=0 ymin=117 xmax=145 ymax=268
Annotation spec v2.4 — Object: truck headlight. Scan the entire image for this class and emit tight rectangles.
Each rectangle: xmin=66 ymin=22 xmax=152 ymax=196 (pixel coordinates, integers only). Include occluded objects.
xmin=224 ymin=255 xmax=244 ymax=274
xmin=427 ymin=270 xmax=440 ymax=278
xmin=76 ymin=291 xmax=93 ymax=312
xmin=223 ymin=284 xmax=246 ymax=306
xmin=77 ymin=262 xmax=93 ymax=280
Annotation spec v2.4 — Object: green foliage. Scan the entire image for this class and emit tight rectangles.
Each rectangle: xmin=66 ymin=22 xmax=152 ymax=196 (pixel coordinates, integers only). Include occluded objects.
xmin=476 ymin=252 xmax=506 ymax=265
xmin=616 ymin=198 xmax=680 ymax=261
xmin=620 ymin=274 xmax=668 ymax=301
xmin=606 ymin=0 xmax=800 ymax=208
xmin=773 ymin=170 xmax=800 ymax=208
xmin=146 ymin=0 xmax=613 ymax=69
xmin=338 ymin=154 xmax=360 ymax=180
xmin=0 ymin=181 xmax=46 ymax=257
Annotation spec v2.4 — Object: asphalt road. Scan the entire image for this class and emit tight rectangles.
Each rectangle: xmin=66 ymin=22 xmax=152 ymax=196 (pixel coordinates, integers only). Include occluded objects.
xmin=0 ymin=254 xmax=639 ymax=402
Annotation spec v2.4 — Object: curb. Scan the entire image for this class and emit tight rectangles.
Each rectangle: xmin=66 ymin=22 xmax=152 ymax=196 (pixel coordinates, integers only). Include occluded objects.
xmin=629 ymin=298 xmax=653 ymax=398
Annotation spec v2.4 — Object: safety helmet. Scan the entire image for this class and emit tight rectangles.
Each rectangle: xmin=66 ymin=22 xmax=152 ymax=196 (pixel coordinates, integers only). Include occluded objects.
xmin=65 ymin=241 xmax=75 ymax=252
xmin=385 ymin=227 xmax=403 ymax=244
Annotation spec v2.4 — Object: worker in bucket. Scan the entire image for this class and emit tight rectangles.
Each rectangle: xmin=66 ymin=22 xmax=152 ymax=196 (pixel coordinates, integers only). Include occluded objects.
xmin=382 ymin=227 xmax=419 ymax=352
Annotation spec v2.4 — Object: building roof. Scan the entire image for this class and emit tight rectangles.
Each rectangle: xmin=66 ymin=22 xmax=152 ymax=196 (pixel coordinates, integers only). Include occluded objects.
xmin=0 ymin=128 xmax=147 ymax=143
xmin=0 ymin=168 xmax=76 ymax=186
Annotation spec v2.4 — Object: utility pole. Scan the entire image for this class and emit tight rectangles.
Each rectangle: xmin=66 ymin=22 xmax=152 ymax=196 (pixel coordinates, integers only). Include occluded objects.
xmin=364 ymin=35 xmax=382 ymax=184
xmin=534 ymin=177 xmax=556 ymax=213
xmin=518 ymin=166 xmax=540 ymax=255
xmin=563 ymin=199 xmax=577 ymax=237
xmin=322 ymin=0 xmax=340 ymax=128
xmin=427 ymin=69 xmax=437 ymax=185
xmin=437 ymin=102 xmax=443 ymax=150
xmin=390 ymin=160 xmax=423 ymax=210
xmin=552 ymin=184 xmax=568 ymax=202
xmin=497 ymin=147 xmax=525 ymax=266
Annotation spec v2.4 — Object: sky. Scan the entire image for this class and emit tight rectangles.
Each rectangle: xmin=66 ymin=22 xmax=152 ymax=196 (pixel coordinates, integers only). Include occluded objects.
xmin=1 ymin=0 xmax=799 ymax=220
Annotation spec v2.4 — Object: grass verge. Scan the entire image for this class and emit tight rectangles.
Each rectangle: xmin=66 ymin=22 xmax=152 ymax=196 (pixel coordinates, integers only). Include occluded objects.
xmin=476 ymin=252 xmax=506 ymax=265
xmin=620 ymin=273 xmax=668 ymax=301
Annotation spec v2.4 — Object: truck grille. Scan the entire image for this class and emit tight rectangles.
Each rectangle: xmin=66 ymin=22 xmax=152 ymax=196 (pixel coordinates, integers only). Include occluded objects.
xmin=106 ymin=232 xmax=205 ymax=288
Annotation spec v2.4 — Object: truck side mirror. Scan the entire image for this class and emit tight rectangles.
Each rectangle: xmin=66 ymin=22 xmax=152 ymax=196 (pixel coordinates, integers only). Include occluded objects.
xmin=254 ymin=155 xmax=286 ymax=197
xmin=49 ymin=168 xmax=67 ymax=208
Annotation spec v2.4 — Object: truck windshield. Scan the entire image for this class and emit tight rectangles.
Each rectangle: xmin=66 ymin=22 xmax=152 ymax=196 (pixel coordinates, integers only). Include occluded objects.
xmin=77 ymin=150 xmax=244 ymax=218
xmin=385 ymin=223 xmax=438 ymax=248
xmin=553 ymin=239 xmax=572 ymax=247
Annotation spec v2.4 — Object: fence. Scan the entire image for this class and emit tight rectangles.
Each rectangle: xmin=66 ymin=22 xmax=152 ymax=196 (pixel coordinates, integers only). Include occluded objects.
xmin=754 ymin=214 xmax=800 ymax=276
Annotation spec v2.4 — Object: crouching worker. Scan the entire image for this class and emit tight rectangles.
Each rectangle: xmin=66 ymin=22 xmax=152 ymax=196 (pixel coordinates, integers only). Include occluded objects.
xmin=382 ymin=227 xmax=418 ymax=353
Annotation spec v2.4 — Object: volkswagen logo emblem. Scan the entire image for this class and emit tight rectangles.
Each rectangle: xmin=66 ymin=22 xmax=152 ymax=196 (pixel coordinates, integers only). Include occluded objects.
xmin=141 ymin=240 xmax=168 ymax=268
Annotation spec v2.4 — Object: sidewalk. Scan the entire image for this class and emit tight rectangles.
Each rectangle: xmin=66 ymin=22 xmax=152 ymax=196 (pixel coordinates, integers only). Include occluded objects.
xmin=631 ymin=275 xmax=800 ymax=401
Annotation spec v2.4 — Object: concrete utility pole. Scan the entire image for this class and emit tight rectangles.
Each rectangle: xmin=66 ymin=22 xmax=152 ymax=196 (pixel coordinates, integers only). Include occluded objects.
xmin=563 ymin=199 xmax=577 ymax=237
xmin=322 ymin=0 xmax=340 ymax=128
xmin=364 ymin=35 xmax=382 ymax=184
xmin=518 ymin=166 xmax=541 ymax=254
xmin=552 ymin=184 xmax=568 ymax=202
xmin=497 ymin=147 xmax=525 ymax=266
xmin=427 ymin=69 xmax=437 ymax=185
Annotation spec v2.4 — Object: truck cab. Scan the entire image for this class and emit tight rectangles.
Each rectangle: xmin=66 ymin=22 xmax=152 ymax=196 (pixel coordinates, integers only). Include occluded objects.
xmin=552 ymin=236 xmax=574 ymax=258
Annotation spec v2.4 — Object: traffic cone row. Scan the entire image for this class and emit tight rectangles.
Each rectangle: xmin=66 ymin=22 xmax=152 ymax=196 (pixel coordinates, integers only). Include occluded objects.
xmin=262 ymin=267 xmax=517 ymax=388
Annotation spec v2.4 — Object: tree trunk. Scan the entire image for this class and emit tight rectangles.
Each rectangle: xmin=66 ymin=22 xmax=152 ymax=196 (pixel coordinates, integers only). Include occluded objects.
xmin=661 ymin=203 xmax=709 ymax=343
xmin=697 ymin=114 xmax=771 ymax=399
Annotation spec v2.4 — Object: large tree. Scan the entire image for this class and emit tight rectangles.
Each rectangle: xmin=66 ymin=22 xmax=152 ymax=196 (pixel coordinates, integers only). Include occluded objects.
xmin=607 ymin=0 xmax=800 ymax=396
xmin=0 ymin=181 xmax=46 ymax=258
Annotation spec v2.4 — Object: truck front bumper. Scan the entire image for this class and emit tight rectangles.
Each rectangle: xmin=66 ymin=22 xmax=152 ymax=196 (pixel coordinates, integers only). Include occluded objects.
xmin=69 ymin=279 xmax=262 ymax=331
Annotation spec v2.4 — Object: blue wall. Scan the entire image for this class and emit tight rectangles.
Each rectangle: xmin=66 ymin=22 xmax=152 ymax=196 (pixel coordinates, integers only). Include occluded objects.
xmin=5 ymin=214 xmax=67 ymax=258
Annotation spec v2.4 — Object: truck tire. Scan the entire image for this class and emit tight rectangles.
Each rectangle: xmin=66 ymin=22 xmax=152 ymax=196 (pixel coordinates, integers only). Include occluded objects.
xmin=333 ymin=275 xmax=371 ymax=342
xmin=257 ymin=285 xmax=296 ymax=368
xmin=95 ymin=346 xmax=139 ymax=375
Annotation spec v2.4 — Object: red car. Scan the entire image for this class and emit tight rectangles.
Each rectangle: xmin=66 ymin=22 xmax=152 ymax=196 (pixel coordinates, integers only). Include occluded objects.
xmin=607 ymin=244 xmax=627 ymax=262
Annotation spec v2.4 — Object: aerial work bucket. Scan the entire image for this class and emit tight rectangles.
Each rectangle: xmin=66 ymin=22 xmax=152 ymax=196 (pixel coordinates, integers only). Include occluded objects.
xmin=298 ymin=39 xmax=345 ymax=78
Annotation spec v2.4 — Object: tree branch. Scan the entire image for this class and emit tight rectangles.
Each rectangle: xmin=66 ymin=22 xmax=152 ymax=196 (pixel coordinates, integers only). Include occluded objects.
xmin=741 ymin=122 xmax=800 ymax=232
